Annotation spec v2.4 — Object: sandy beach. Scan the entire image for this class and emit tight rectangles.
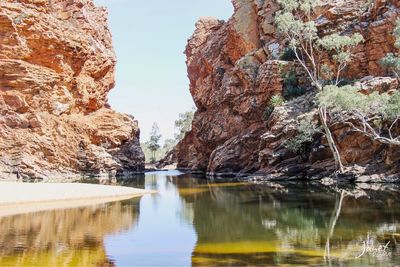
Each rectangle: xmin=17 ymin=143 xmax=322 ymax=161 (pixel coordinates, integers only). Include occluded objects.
xmin=0 ymin=182 xmax=153 ymax=217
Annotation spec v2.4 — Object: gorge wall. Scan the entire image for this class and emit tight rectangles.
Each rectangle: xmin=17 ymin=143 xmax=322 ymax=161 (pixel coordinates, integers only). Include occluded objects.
xmin=0 ymin=0 xmax=144 ymax=180
xmin=175 ymin=0 xmax=400 ymax=181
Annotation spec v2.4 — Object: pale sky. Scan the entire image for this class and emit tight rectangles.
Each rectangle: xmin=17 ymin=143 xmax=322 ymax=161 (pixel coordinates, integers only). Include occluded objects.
xmin=93 ymin=0 xmax=233 ymax=143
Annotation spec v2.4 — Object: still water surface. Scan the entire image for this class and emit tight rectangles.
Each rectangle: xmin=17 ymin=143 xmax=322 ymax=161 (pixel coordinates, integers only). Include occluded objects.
xmin=0 ymin=171 xmax=399 ymax=266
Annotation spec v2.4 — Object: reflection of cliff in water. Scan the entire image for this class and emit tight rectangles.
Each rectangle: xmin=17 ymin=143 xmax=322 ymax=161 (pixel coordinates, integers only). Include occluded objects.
xmin=170 ymin=174 xmax=400 ymax=266
xmin=0 ymin=198 xmax=141 ymax=267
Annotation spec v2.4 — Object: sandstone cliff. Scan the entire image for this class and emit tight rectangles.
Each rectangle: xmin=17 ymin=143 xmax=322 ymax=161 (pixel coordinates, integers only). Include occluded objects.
xmin=175 ymin=0 xmax=400 ymax=181
xmin=0 ymin=0 xmax=144 ymax=180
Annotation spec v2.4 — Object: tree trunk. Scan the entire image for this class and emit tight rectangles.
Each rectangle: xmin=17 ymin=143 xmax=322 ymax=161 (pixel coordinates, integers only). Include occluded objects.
xmin=319 ymin=107 xmax=344 ymax=173
xmin=324 ymin=190 xmax=346 ymax=264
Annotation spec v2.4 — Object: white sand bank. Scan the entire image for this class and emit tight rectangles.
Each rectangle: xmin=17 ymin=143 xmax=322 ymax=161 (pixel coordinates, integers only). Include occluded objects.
xmin=0 ymin=182 xmax=153 ymax=217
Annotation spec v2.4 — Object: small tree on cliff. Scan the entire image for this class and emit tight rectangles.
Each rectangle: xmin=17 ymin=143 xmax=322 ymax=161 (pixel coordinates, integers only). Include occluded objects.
xmin=315 ymin=20 xmax=400 ymax=147
xmin=162 ymin=138 xmax=176 ymax=153
xmin=174 ymin=107 xmax=195 ymax=142
xmin=380 ymin=19 xmax=400 ymax=81
xmin=317 ymin=86 xmax=400 ymax=146
xmin=148 ymin=122 xmax=162 ymax=163
xmin=275 ymin=0 xmax=364 ymax=172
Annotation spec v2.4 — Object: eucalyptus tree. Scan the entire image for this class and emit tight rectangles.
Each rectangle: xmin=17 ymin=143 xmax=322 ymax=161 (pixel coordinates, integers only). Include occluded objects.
xmin=380 ymin=19 xmax=400 ymax=80
xmin=174 ymin=107 xmax=195 ymax=142
xmin=316 ymin=18 xmax=400 ymax=148
xmin=275 ymin=0 xmax=364 ymax=172
xmin=317 ymin=85 xmax=400 ymax=146
xmin=148 ymin=122 xmax=162 ymax=163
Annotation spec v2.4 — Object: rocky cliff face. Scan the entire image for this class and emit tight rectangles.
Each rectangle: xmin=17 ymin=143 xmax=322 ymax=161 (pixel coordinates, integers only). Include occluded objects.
xmin=0 ymin=0 xmax=144 ymax=180
xmin=176 ymin=0 xmax=400 ymax=181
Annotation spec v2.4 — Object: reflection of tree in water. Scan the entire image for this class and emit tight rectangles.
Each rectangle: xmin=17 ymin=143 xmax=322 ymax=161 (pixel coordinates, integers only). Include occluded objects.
xmin=116 ymin=174 xmax=146 ymax=189
xmin=171 ymin=175 xmax=400 ymax=266
xmin=80 ymin=174 xmax=146 ymax=190
xmin=145 ymin=174 xmax=159 ymax=190
xmin=0 ymin=199 xmax=141 ymax=267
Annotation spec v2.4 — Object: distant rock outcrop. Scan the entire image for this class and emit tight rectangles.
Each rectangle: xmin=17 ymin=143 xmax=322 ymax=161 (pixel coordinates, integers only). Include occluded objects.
xmin=0 ymin=0 xmax=144 ymax=180
xmin=175 ymin=0 xmax=400 ymax=180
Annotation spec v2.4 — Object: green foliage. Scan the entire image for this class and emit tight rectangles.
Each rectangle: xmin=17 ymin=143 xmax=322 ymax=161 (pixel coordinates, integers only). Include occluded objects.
xmin=317 ymin=85 xmax=400 ymax=144
xmin=284 ymin=86 xmax=307 ymax=100
xmin=277 ymin=0 xmax=300 ymax=12
xmin=284 ymin=115 xmax=320 ymax=154
xmin=380 ymin=19 xmax=400 ymax=78
xmin=264 ymin=95 xmax=285 ymax=121
xmin=275 ymin=0 xmax=319 ymax=49
xmin=395 ymin=19 xmax=400 ymax=49
xmin=281 ymin=70 xmax=307 ymax=99
xmin=361 ymin=0 xmax=375 ymax=13
xmin=148 ymin=123 xmax=161 ymax=151
xmin=142 ymin=108 xmax=196 ymax=163
xmin=317 ymin=85 xmax=400 ymax=121
xmin=320 ymin=77 xmax=355 ymax=88
xmin=279 ymin=48 xmax=297 ymax=61
xmin=318 ymin=33 xmax=364 ymax=53
xmin=317 ymin=85 xmax=385 ymax=113
xmin=163 ymin=138 xmax=176 ymax=152
xmin=141 ymin=142 xmax=166 ymax=164
xmin=175 ymin=107 xmax=195 ymax=141
xmin=383 ymin=92 xmax=400 ymax=120
xmin=147 ymin=123 xmax=162 ymax=163
xmin=275 ymin=0 xmax=364 ymax=89
xmin=283 ymin=69 xmax=297 ymax=87
xmin=275 ymin=0 xmax=364 ymax=170
xmin=142 ymin=138 xmax=177 ymax=163
xmin=277 ymin=0 xmax=321 ymax=18
xmin=270 ymin=95 xmax=285 ymax=107
xmin=318 ymin=33 xmax=364 ymax=77
xmin=141 ymin=143 xmax=153 ymax=163
xmin=275 ymin=14 xmax=318 ymax=49
xmin=380 ymin=53 xmax=400 ymax=77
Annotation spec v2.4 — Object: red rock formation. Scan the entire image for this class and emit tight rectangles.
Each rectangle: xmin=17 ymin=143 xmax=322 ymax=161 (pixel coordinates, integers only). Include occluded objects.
xmin=176 ymin=0 xmax=400 ymax=180
xmin=0 ymin=0 xmax=144 ymax=180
